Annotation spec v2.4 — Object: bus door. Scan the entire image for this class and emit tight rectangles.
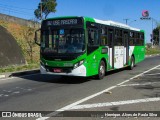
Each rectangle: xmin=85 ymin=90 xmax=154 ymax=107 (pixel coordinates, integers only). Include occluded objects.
xmin=124 ymin=32 xmax=129 ymax=65
xmin=114 ymin=29 xmax=124 ymax=69
xmin=108 ymin=29 xmax=114 ymax=69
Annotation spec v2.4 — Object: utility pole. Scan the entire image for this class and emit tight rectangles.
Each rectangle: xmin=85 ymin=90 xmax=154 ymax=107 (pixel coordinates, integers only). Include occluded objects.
xmin=151 ymin=18 xmax=160 ymax=46
xmin=159 ymin=29 xmax=160 ymax=46
xmin=151 ymin=18 xmax=154 ymax=46
xmin=123 ymin=18 xmax=129 ymax=25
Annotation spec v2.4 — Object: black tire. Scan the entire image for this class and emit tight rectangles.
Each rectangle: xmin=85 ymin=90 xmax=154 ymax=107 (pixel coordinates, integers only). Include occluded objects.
xmin=97 ymin=60 xmax=106 ymax=80
xmin=129 ymin=56 xmax=135 ymax=70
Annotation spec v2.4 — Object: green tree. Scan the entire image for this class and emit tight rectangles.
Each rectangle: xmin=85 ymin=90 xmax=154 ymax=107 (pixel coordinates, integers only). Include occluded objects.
xmin=34 ymin=0 xmax=57 ymax=20
xmin=152 ymin=26 xmax=160 ymax=45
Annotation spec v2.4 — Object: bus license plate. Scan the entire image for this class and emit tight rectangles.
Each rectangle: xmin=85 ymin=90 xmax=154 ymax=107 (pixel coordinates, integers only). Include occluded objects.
xmin=53 ymin=68 xmax=62 ymax=73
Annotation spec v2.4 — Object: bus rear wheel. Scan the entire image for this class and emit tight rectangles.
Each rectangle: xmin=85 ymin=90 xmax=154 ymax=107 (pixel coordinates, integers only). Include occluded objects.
xmin=97 ymin=60 xmax=105 ymax=80
xmin=129 ymin=56 xmax=135 ymax=70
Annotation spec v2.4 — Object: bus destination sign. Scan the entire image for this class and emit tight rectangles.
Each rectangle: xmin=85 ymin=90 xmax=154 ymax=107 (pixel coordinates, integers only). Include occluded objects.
xmin=45 ymin=18 xmax=83 ymax=26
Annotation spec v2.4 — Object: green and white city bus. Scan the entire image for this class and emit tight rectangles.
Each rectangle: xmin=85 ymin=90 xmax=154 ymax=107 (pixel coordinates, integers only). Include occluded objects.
xmin=35 ymin=16 xmax=145 ymax=79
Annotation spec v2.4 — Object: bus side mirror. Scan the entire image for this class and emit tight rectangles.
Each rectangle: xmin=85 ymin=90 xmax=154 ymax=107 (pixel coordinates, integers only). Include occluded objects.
xmin=35 ymin=29 xmax=41 ymax=46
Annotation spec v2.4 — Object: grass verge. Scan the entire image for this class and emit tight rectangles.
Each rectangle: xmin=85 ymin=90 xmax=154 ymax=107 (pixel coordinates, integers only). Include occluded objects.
xmin=146 ymin=47 xmax=160 ymax=55
xmin=0 ymin=63 xmax=39 ymax=74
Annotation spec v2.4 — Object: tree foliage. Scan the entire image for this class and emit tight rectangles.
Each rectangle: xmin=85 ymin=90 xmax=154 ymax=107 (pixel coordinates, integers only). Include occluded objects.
xmin=152 ymin=26 xmax=160 ymax=45
xmin=34 ymin=0 xmax=57 ymax=20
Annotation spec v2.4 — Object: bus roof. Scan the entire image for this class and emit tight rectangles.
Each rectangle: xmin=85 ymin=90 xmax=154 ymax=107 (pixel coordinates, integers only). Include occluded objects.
xmin=45 ymin=16 xmax=141 ymax=31
xmin=84 ymin=17 xmax=140 ymax=31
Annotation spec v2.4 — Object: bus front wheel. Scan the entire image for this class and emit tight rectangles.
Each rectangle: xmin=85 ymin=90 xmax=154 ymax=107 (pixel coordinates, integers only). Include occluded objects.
xmin=97 ymin=60 xmax=106 ymax=80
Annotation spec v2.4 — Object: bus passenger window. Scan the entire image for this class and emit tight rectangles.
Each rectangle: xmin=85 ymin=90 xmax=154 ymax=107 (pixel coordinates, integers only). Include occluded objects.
xmin=42 ymin=31 xmax=49 ymax=48
xmin=115 ymin=29 xmax=123 ymax=46
xmin=129 ymin=32 xmax=135 ymax=46
xmin=88 ymin=29 xmax=99 ymax=46
xmin=101 ymin=35 xmax=107 ymax=45
xmin=101 ymin=28 xmax=107 ymax=46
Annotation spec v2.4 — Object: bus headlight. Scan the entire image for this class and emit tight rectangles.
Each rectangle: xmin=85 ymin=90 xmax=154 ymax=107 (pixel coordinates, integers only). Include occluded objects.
xmin=73 ymin=60 xmax=84 ymax=69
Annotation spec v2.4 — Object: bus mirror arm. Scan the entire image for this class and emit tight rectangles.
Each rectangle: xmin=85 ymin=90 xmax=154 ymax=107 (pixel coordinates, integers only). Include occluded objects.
xmin=35 ymin=29 xmax=41 ymax=46
xmin=35 ymin=37 xmax=41 ymax=46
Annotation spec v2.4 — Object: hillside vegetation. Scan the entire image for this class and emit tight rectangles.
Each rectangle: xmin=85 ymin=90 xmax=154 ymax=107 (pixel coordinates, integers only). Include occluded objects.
xmin=0 ymin=20 xmax=39 ymax=63
xmin=0 ymin=20 xmax=40 ymax=72
xmin=146 ymin=47 xmax=160 ymax=55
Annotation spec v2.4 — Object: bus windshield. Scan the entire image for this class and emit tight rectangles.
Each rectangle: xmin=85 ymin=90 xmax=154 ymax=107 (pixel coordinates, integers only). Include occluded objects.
xmin=41 ymin=28 xmax=85 ymax=54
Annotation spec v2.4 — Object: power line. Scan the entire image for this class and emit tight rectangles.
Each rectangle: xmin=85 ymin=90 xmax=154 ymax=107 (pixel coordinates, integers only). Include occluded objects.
xmin=0 ymin=3 xmax=35 ymax=11
xmin=0 ymin=5 xmax=33 ymax=15
xmin=0 ymin=9 xmax=33 ymax=17
xmin=0 ymin=3 xmax=35 ymax=19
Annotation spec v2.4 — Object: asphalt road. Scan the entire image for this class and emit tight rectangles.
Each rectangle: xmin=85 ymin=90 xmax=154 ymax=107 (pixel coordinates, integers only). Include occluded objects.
xmin=0 ymin=56 xmax=160 ymax=120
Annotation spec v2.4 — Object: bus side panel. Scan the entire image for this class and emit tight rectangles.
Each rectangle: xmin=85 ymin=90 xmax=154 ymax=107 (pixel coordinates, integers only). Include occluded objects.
xmin=86 ymin=47 xmax=109 ymax=77
xmin=132 ymin=46 xmax=145 ymax=64
xmin=138 ymin=46 xmax=145 ymax=63
xmin=86 ymin=49 xmax=100 ymax=77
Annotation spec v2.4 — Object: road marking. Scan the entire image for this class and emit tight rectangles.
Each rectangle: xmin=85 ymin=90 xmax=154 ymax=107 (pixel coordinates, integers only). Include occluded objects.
xmin=13 ymin=91 xmax=20 ymax=94
xmin=27 ymin=89 xmax=32 ymax=91
xmin=37 ymin=117 xmax=49 ymax=120
xmin=36 ymin=64 xmax=160 ymax=120
xmin=16 ymin=87 xmax=32 ymax=91
xmin=0 ymin=87 xmax=32 ymax=98
xmin=4 ymin=95 xmax=9 ymax=97
xmin=68 ymin=97 xmax=160 ymax=110
xmin=145 ymin=73 xmax=160 ymax=76
xmin=0 ymin=94 xmax=3 ymax=97
xmin=155 ymin=68 xmax=160 ymax=70
xmin=117 ymin=64 xmax=160 ymax=86
xmin=2 ymin=90 xmax=12 ymax=93
xmin=118 ymin=82 xmax=160 ymax=87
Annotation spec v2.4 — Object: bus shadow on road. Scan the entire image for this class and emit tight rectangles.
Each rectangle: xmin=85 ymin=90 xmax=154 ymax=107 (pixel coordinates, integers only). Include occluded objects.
xmin=18 ymin=74 xmax=92 ymax=84
xmin=54 ymin=76 xmax=91 ymax=84
xmin=50 ymin=67 xmax=128 ymax=83
xmin=12 ymin=67 xmax=129 ymax=84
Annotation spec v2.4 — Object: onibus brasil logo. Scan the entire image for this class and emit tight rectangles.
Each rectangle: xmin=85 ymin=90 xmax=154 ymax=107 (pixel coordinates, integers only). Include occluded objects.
xmin=140 ymin=10 xmax=151 ymax=20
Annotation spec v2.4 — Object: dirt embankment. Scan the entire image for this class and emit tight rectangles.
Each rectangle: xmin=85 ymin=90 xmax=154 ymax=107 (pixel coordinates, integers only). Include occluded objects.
xmin=0 ymin=25 xmax=25 ymax=67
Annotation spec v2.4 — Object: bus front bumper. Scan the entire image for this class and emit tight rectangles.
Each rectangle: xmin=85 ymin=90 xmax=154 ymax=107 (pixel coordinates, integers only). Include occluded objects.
xmin=40 ymin=65 xmax=86 ymax=77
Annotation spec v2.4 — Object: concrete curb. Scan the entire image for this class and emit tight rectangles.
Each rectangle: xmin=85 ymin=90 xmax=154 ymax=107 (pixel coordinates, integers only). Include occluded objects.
xmin=0 ymin=75 xmax=5 ymax=79
xmin=145 ymin=54 xmax=160 ymax=58
xmin=0 ymin=69 xmax=40 ymax=79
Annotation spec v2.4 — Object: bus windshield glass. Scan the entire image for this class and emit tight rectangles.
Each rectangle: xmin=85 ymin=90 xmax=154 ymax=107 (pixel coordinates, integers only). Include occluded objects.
xmin=41 ymin=28 xmax=85 ymax=54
